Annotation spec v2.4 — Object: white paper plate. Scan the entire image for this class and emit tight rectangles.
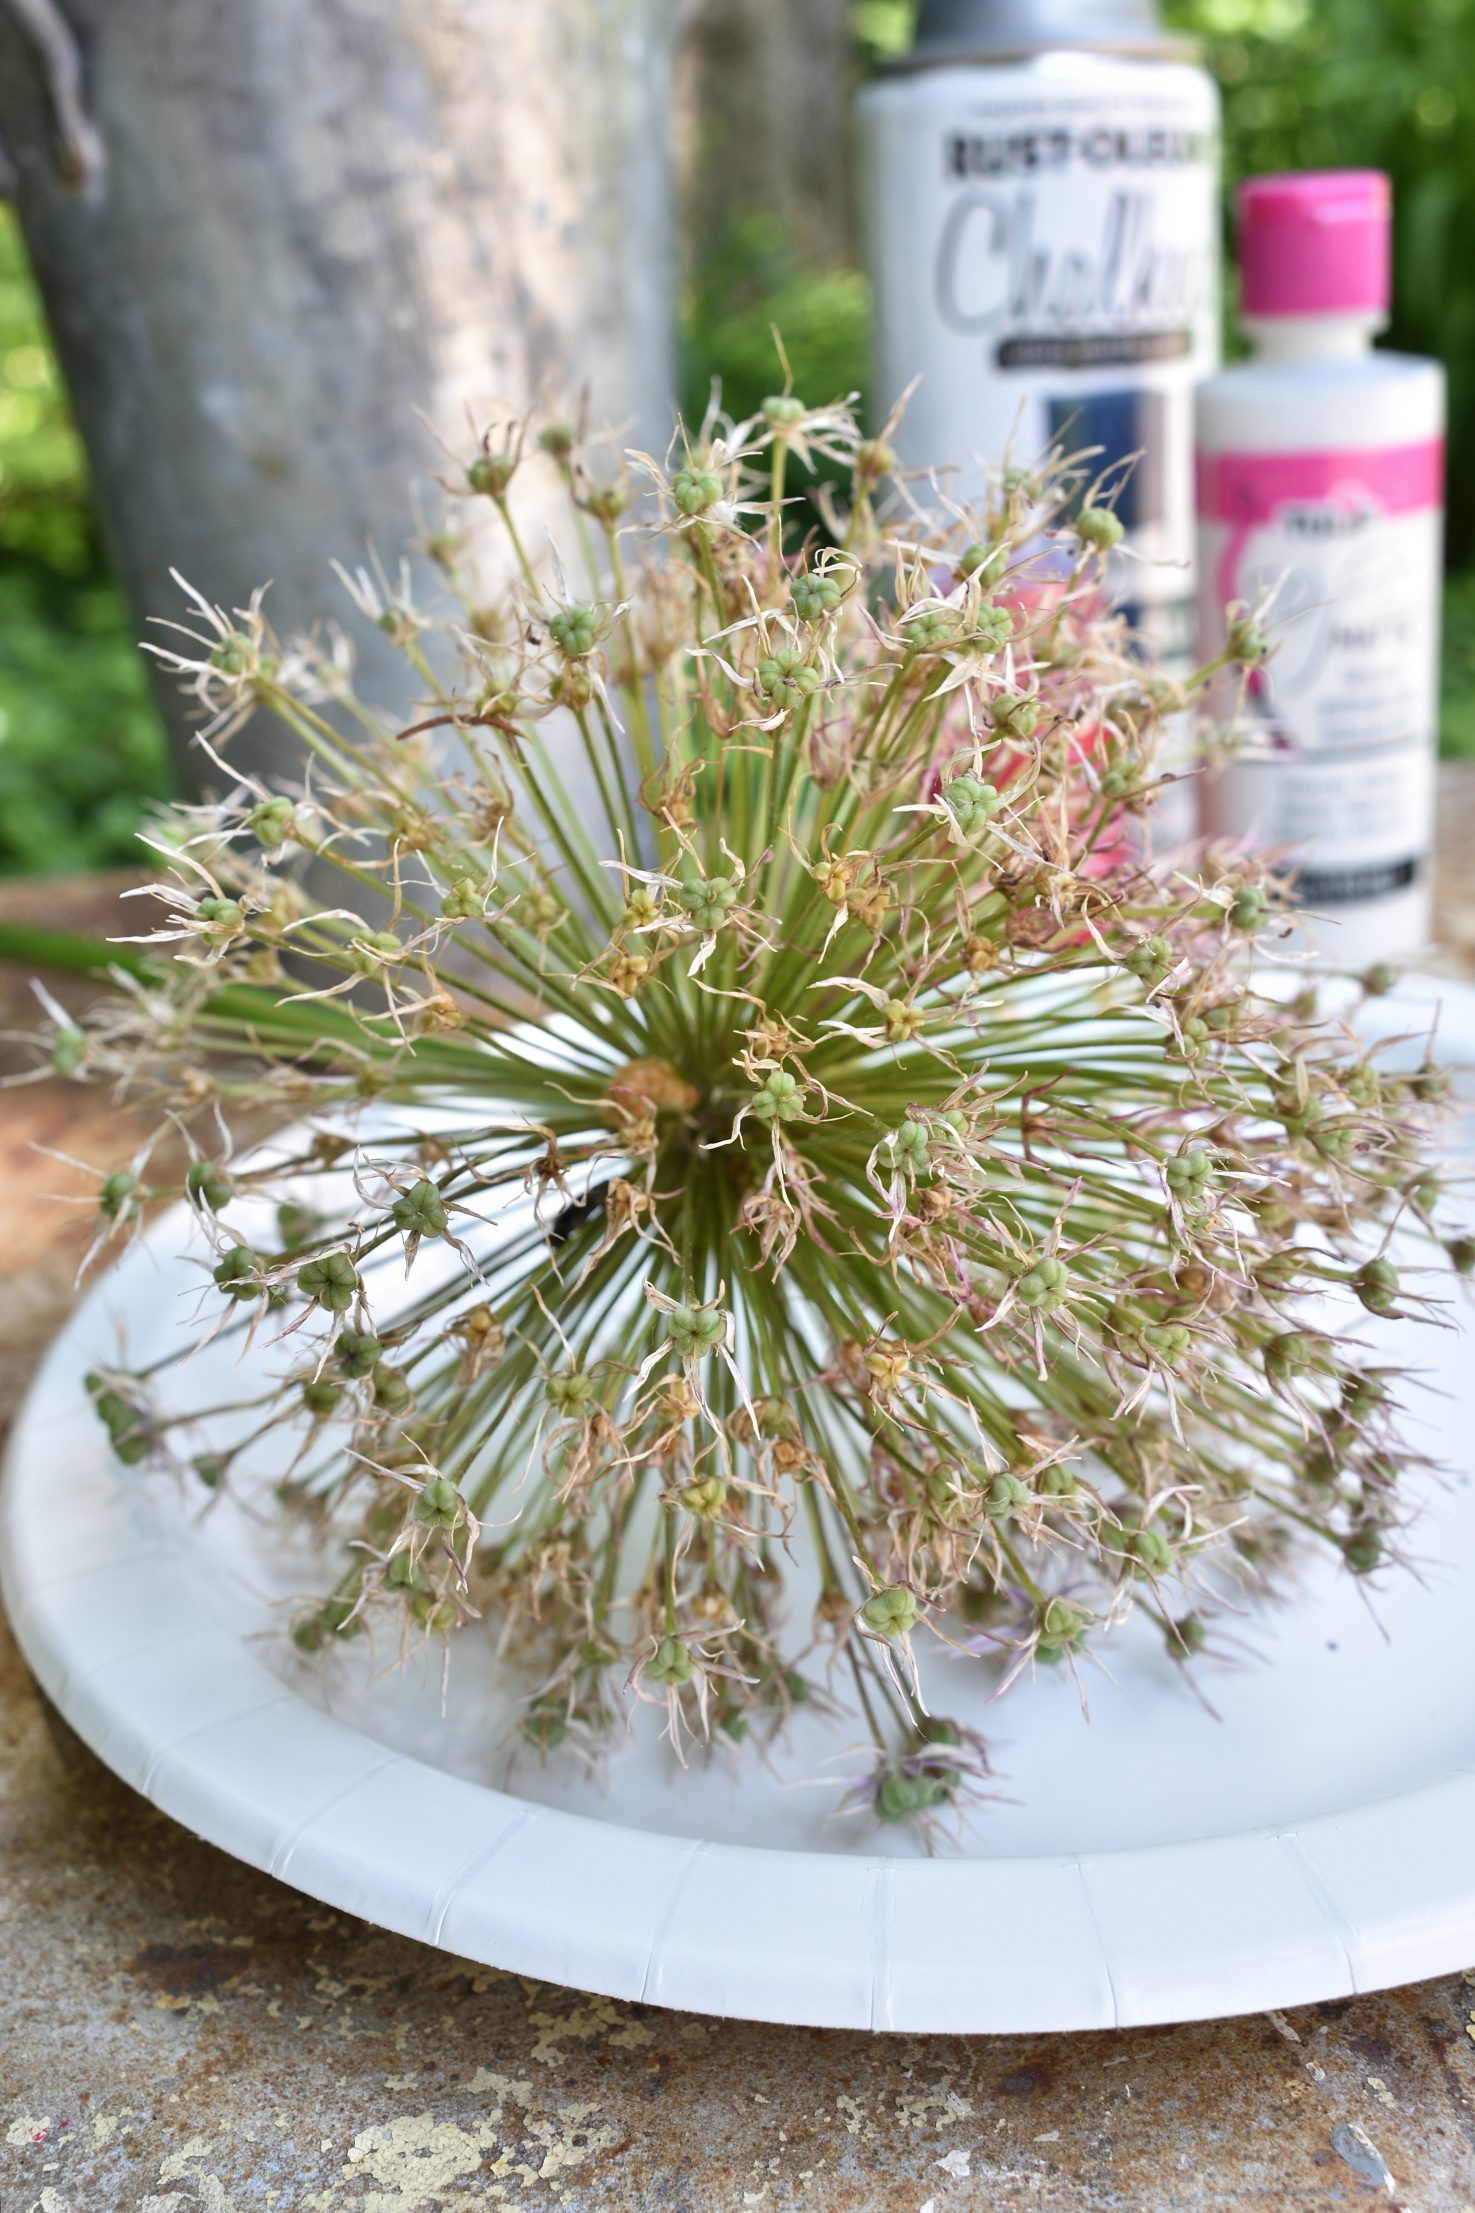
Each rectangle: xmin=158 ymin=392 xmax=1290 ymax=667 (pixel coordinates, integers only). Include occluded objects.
xmin=4 ymin=975 xmax=1474 ymax=2032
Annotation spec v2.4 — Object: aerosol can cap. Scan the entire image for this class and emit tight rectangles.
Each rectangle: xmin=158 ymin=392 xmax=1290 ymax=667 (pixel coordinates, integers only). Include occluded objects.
xmin=906 ymin=0 xmax=1175 ymax=63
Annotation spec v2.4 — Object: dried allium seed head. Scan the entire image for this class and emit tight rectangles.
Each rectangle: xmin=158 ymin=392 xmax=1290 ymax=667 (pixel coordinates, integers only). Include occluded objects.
xmin=70 ymin=392 xmax=1447 ymax=1836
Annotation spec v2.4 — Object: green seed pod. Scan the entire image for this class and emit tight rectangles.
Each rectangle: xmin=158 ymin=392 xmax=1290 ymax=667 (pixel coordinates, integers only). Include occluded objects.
xmin=905 ymin=608 xmax=957 ymax=651
xmin=296 ymin=1251 xmax=361 ymax=1312
xmin=50 ymin=1026 xmax=86 ymax=1077
xmin=763 ymin=393 xmax=806 ymax=428
xmin=1037 ymin=1463 xmax=1080 ymax=1499
xmin=757 ymin=646 xmax=821 ymax=700
xmin=192 ymin=1453 xmax=229 ymax=1490
xmin=1127 ymin=933 xmax=1174 ymax=985
xmin=1124 ymin=934 xmax=1173 ymax=986
xmin=249 ymin=795 xmax=297 ymax=847
xmin=677 ymin=874 xmax=739 ymax=933
xmin=967 ymin=603 xmax=1014 ymax=651
xmin=385 ymin=1551 xmax=429 ymax=1592
xmin=646 ymin=1635 xmax=697 ymax=1685
xmin=415 ymin=1475 xmax=464 ymax=1527
xmin=1229 ymin=885 xmax=1269 ymax=933
xmin=670 ymin=465 xmax=723 ymax=517
xmin=467 ymin=451 xmax=515 ymax=497
xmin=990 ymin=689 xmax=1039 ymax=741
xmin=302 ymin=1378 xmax=344 ymax=1418
xmin=1075 ymin=505 xmax=1124 ymax=551
xmin=98 ymin=1170 xmax=139 ymax=1220
xmin=195 ymin=896 xmax=246 ymax=933
xmin=1361 ymin=962 xmax=1397 ymax=997
xmin=410 ymin=1595 xmax=461 ymax=1633
xmin=666 ymin=1304 xmax=725 ymax=1358
xmin=441 ymin=878 xmax=485 ymax=922
xmin=790 ymin=572 xmax=844 ymax=622
xmin=877 ymin=1774 xmax=947 ymax=1822
xmin=548 ymin=605 xmax=599 ymax=659
xmin=512 ymin=887 xmax=564 ymax=933
xmin=1341 ymin=1368 xmax=1389 ymax=1417
xmin=1015 ymin=1255 xmax=1069 ymax=1310
xmin=1036 ymin=1597 xmax=1088 ymax=1654
xmin=293 ymin=1597 xmax=362 ymax=1652
xmin=87 ymin=1375 xmax=152 ymax=1465
xmin=1264 ymin=1331 xmax=1316 ymax=1380
xmin=860 ymin=1585 xmax=918 ymax=1637
xmin=213 ymin=1245 xmax=262 ymax=1300
xmin=335 ymin=1330 xmax=382 ymax=1378
xmin=943 ymin=772 xmax=1001 ymax=836
xmin=1168 ymin=1614 xmax=1207 ymax=1657
xmin=1353 ymin=1257 xmax=1400 ymax=1315
xmin=752 ymin=1070 xmax=804 ymax=1124
xmin=1226 ymin=608 xmax=1271 ymax=664
xmin=391 ymin=1178 xmax=449 ymax=1240
xmin=187 ymin=1161 xmax=234 ymax=1212
xmin=351 ymin=929 xmax=404 ymax=974
xmin=539 ymin=423 xmax=577 ymax=460
xmin=1342 ymin=1528 xmax=1383 ymax=1575
xmin=680 ymin=1475 xmax=727 ymax=1517
xmin=1300 ymin=1445 xmax=1340 ymax=1496
xmin=887 ymin=1120 xmax=931 ymax=1170
xmin=1124 ymin=1525 xmax=1173 ymax=1577
xmin=985 ymin=1472 xmax=1031 ymax=1521
xmin=1165 ymin=1150 xmax=1213 ymax=1200
xmin=371 ymin=1363 xmax=412 ymax=1413
xmin=522 ymin=1700 xmax=568 ymax=1750
xmin=1446 ymin=1236 xmax=1475 ymax=1276
xmin=547 ymin=1369 xmax=596 ymax=1415
xmin=1411 ymin=1063 xmax=1450 ymax=1104
xmin=1140 ymin=1323 xmax=1191 ymax=1368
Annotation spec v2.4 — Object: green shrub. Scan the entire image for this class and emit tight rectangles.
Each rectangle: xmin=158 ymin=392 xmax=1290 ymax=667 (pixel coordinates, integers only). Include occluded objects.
xmin=0 ymin=207 xmax=172 ymax=874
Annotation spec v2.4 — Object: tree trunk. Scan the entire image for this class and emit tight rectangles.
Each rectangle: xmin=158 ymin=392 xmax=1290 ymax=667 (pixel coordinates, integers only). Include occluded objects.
xmin=674 ymin=0 xmax=852 ymax=283
xmin=0 ymin=0 xmax=675 ymax=790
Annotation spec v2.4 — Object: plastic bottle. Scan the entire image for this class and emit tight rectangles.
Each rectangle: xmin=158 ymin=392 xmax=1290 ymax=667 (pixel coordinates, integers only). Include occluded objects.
xmin=1196 ymin=171 xmax=1446 ymax=968
xmin=857 ymin=0 xmax=1221 ymax=702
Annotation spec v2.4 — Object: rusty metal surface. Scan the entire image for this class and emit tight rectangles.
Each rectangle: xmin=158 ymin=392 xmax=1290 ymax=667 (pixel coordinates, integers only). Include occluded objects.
xmin=4 ymin=834 xmax=1475 ymax=2212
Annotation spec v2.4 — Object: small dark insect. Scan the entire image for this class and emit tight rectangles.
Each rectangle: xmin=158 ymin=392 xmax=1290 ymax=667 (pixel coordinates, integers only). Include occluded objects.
xmin=551 ymin=1180 xmax=610 ymax=1246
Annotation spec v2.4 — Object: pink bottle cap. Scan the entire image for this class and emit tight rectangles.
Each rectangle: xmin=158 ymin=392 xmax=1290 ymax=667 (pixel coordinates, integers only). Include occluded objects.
xmin=1237 ymin=170 xmax=1391 ymax=318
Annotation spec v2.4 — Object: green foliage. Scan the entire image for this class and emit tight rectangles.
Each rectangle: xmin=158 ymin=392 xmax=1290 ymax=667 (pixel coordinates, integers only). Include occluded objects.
xmin=681 ymin=213 xmax=870 ymax=509
xmin=0 ymin=562 xmax=173 ymax=872
xmin=1442 ymin=568 xmax=1475 ymax=757
xmin=0 ymin=208 xmax=92 ymax=576
xmin=1165 ymin=0 xmax=1475 ymax=568
xmin=0 ymin=208 xmax=173 ymax=874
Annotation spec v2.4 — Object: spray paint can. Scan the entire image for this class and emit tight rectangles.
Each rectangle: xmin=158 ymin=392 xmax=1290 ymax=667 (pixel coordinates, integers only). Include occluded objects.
xmin=858 ymin=1 xmax=1221 ymax=839
xmin=1196 ymin=171 xmax=1445 ymax=968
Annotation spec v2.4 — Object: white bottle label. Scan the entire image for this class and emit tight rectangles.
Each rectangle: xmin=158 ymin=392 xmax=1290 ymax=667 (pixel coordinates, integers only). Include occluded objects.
xmin=1198 ymin=439 xmax=1443 ymax=911
xmin=863 ymin=63 xmax=1220 ymax=647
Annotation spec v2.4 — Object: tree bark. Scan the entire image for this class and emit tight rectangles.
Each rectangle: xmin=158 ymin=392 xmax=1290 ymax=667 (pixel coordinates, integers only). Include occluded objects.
xmin=0 ymin=0 xmax=675 ymax=789
xmin=674 ymin=0 xmax=852 ymax=282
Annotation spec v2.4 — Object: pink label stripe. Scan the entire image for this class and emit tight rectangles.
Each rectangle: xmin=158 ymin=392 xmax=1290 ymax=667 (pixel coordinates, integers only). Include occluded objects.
xmin=1197 ymin=438 xmax=1444 ymax=524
